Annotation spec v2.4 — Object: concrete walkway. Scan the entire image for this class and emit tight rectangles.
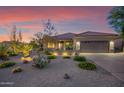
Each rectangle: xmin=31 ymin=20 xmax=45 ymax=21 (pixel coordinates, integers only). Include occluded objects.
xmin=81 ymin=53 xmax=124 ymax=82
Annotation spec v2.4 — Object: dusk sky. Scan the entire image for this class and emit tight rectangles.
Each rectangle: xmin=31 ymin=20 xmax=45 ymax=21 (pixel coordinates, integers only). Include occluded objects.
xmin=0 ymin=6 xmax=117 ymax=42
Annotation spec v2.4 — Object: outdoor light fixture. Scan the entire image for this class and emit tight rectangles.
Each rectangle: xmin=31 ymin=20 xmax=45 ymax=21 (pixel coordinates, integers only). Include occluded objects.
xmin=76 ymin=41 xmax=80 ymax=50
xmin=53 ymin=52 xmax=58 ymax=56
xmin=21 ymin=57 xmax=32 ymax=61
xmin=109 ymin=40 xmax=114 ymax=51
xmin=58 ymin=43 xmax=61 ymax=49
xmin=63 ymin=52 xmax=68 ymax=56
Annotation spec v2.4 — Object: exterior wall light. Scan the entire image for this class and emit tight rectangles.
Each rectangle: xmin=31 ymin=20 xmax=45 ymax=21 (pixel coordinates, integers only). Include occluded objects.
xmin=76 ymin=41 xmax=80 ymax=50
xmin=109 ymin=40 xmax=114 ymax=52
xmin=58 ymin=43 xmax=61 ymax=49
xmin=53 ymin=52 xmax=58 ymax=56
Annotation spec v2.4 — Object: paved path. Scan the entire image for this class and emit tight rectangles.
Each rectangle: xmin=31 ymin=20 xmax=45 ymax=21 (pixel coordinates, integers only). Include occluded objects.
xmin=81 ymin=53 xmax=124 ymax=82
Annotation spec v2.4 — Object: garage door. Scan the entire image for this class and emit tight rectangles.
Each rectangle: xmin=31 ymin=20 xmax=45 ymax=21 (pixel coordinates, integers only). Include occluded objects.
xmin=80 ymin=41 xmax=109 ymax=53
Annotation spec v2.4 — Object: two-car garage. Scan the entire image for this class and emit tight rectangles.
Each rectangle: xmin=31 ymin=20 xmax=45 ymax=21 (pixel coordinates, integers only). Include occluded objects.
xmin=75 ymin=31 xmax=119 ymax=53
xmin=80 ymin=41 xmax=109 ymax=53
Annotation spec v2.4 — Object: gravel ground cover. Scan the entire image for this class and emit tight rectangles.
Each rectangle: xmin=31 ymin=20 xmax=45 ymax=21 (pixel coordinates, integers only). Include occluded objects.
xmin=0 ymin=56 xmax=124 ymax=87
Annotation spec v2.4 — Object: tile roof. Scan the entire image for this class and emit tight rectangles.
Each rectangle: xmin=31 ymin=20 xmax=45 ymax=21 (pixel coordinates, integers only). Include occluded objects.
xmin=54 ymin=31 xmax=119 ymax=40
xmin=76 ymin=31 xmax=119 ymax=36
xmin=54 ymin=33 xmax=75 ymax=40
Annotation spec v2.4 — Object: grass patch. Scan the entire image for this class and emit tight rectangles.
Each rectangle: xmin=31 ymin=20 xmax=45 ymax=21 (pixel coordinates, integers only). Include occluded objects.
xmin=12 ymin=66 xmax=23 ymax=73
xmin=47 ymin=55 xmax=56 ymax=59
xmin=73 ymin=56 xmax=86 ymax=62
xmin=0 ymin=61 xmax=16 ymax=68
xmin=78 ymin=62 xmax=96 ymax=70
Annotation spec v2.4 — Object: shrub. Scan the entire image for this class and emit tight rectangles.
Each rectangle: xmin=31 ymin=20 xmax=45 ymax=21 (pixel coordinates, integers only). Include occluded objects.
xmin=73 ymin=56 xmax=86 ymax=62
xmin=33 ymin=54 xmax=49 ymax=68
xmin=12 ymin=66 xmax=23 ymax=73
xmin=63 ymin=56 xmax=71 ymax=59
xmin=8 ymin=51 xmax=18 ymax=56
xmin=0 ymin=55 xmax=8 ymax=61
xmin=47 ymin=55 xmax=56 ymax=59
xmin=64 ymin=73 xmax=70 ymax=79
xmin=9 ymin=53 xmax=18 ymax=56
xmin=15 ymin=43 xmax=33 ymax=57
xmin=44 ymin=50 xmax=52 ymax=55
xmin=78 ymin=62 xmax=96 ymax=70
xmin=0 ymin=62 xmax=16 ymax=68
xmin=0 ymin=44 xmax=9 ymax=60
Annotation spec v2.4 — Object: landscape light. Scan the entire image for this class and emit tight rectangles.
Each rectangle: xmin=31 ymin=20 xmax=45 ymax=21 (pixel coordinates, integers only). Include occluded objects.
xmin=21 ymin=57 xmax=32 ymax=61
xmin=53 ymin=52 xmax=58 ymax=56
xmin=63 ymin=52 xmax=68 ymax=56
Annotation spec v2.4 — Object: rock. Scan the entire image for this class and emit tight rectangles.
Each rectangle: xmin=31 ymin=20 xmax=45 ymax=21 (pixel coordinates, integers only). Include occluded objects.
xmin=64 ymin=73 xmax=70 ymax=79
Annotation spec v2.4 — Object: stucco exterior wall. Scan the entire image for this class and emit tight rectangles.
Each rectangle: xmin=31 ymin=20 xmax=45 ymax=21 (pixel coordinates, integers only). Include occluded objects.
xmin=74 ymin=35 xmax=119 ymax=53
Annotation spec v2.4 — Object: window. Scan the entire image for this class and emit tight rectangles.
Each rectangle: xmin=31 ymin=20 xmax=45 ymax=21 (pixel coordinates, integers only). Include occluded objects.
xmin=48 ymin=43 xmax=55 ymax=48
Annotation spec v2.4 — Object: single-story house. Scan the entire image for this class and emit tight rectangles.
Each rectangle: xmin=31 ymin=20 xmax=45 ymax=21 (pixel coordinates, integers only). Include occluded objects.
xmin=47 ymin=31 xmax=123 ymax=53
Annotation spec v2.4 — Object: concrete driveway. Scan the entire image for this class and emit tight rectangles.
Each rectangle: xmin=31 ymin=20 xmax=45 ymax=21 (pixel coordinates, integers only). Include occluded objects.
xmin=81 ymin=53 xmax=124 ymax=82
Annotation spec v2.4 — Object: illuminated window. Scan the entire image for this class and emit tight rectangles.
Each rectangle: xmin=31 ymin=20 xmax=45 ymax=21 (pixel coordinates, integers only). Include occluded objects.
xmin=66 ymin=42 xmax=70 ymax=45
xmin=48 ymin=43 xmax=55 ymax=48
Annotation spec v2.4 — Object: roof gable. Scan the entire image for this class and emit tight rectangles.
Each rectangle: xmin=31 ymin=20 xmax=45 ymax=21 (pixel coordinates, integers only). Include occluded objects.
xmin=76 ymin=31 xmax=118 ymax=36
xmin=54 ymin=33 xmax=75 ymax=40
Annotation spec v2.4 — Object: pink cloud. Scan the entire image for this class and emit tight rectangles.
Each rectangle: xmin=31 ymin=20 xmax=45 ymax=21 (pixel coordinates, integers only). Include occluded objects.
xmin=0 ymin=7 xmax=112 ymax=24
xmin=0 ymin=6 xmax=114 ymax=42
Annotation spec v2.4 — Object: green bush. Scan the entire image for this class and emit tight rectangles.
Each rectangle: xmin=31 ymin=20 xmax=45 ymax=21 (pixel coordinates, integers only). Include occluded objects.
xmin=9 ymin=53 xmax=18 ymax=56
xmin=47 ymin=55 xmax=56 ymax=59
xmin=44 ymin=50 xmax=52 ymax=55
xmin=0 ymin=44 xmax=9 ymax=60
xmin=63 ymin=56 xmax=71 ymax=59
xmin=0 ymin=62 xmax=16 ymax=68
xmin=12 ymin=66 xmax=23 ymax=73
xmin=78 ymin=62 xmax=96 ymax=70
xmin=33 ymin=54 xmax=49 ymax=68
xmin=73 ymin=56 xmax=86 ymax=62
xmin=0 ymin=55 xmax=8 ymax=60
xmin=8 ymin=51 xmax=18 ymax=56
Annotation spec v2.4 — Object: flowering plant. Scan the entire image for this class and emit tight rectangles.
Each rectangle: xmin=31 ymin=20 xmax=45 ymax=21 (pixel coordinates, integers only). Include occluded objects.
xmin=33 ymin=53 xmax=49 ymax=68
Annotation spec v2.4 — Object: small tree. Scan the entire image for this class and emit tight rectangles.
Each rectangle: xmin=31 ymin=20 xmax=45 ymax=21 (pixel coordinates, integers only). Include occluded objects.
xmin=33 ymin=19 xmax=57 ymax=52
xmin=10 ymin=25 xmax=17 ymax=42
xmin=108 ymin=6 xmax=124 ymax=51
xmin=10 ymin=25 xmax=23 ymax=43
xmin=10 ymin=25 xmax=23 ymax=55
xmin=32 ymin=32 xmax=44 ymax=51
xmin=108 ymin=6 xmax=124 ymax=38
xmin=0 ymin=43 xmax=9 ymax=60
xmin=18 ymin=29 xmax=22 ymax=42
xmin=17 ymin=43 xmax=33 ymax=57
